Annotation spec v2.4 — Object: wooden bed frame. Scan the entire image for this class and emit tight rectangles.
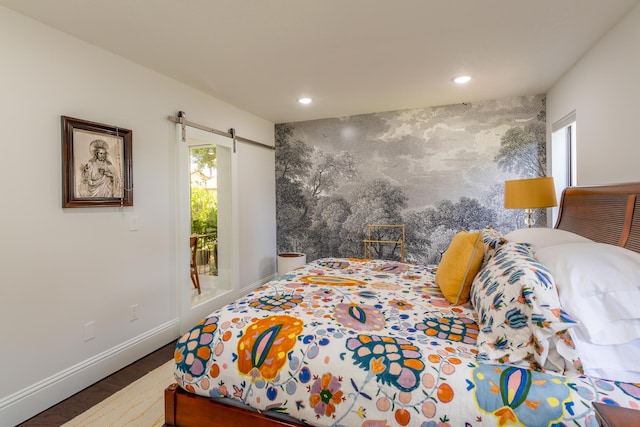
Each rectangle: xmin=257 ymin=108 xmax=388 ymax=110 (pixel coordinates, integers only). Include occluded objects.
xmin=554 ymin=182 xmax=640 ymax=253
xmin=165 ymin=182 xmax=640 ymax=427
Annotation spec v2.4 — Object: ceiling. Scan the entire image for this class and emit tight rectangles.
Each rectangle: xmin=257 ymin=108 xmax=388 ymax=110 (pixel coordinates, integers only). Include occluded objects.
xmin=2 ymin=0 xmax=638 ymax=123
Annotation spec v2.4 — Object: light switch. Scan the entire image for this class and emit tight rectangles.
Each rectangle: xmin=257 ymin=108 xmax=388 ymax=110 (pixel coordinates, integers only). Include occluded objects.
xmin=129 ymin=216 xmax=138 ymax=231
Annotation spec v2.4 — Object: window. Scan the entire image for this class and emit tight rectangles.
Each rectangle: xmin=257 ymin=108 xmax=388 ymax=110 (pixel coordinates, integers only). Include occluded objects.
xmin=551 ymin=112 xmax=576 ymax=224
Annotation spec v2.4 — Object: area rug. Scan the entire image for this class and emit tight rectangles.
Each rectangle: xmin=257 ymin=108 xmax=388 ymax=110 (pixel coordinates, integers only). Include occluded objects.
xmin=62 ymin=361 xmax=174 ymax=426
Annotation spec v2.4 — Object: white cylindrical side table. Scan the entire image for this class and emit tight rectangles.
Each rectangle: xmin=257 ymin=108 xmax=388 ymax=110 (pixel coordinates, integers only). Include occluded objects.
xmin=277 ymin=252 xmax=306 ymax=275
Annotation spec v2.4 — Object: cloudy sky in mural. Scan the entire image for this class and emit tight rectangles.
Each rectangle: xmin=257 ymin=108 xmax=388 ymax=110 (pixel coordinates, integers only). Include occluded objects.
xmin=289 ymin=96 xmax=542 ymax=211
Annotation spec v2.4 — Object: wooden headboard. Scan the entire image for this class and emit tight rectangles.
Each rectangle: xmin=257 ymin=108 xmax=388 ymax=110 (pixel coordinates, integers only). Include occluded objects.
xmin=554 ymin=182 xmax=640 ymax=254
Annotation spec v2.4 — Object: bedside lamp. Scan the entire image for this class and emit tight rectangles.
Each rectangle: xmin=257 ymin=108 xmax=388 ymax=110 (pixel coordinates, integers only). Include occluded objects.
xmin=504 ymin=177 xmax=557 ymax=228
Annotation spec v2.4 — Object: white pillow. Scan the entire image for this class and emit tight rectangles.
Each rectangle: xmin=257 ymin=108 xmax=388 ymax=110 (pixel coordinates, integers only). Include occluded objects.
xmin=535 ymin=242 xmax=640 ymax=346
xmin=569 ymin=328 xmax=640 ymax=383
xmin=504 ymin=227 xmax=592 ymax=250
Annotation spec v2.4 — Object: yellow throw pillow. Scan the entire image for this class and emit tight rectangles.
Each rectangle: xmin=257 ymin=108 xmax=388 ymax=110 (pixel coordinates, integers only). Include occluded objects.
xmin=435 ymin=230 xmax=484 ymax=305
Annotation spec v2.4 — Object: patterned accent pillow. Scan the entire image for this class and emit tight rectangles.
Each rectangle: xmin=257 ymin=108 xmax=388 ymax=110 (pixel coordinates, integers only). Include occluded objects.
xmin=470 ymin=241 xmax=577 ymax=372
xmin=479 ymin=227 xmax=506 ymax=267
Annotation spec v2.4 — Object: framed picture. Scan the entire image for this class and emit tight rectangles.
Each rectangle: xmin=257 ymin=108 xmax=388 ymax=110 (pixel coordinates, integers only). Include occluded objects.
xmin=61 ymin=116 xmax=133 ymax=208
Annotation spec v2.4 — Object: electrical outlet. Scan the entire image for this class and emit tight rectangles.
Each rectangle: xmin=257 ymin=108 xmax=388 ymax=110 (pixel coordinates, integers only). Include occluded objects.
xmin=84 ymin=321 xmax=95 ymax=341
xmin=129 ymin=304 xmax=138 ymax=321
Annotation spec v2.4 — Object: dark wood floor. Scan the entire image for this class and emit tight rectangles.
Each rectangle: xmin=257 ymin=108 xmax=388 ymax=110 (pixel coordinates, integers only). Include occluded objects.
xmin=18 ymin=340 xmax=176 ymax=427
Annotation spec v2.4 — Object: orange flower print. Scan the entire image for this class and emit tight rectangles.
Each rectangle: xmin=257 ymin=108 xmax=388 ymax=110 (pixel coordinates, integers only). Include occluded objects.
xmin=175 ymin=316 xmax=218 ymax=377
xmin=300 ymin=275 xmax=366 ymax=286
xmin=248 ymin=293 xmax=303 ymax=312
xmin=346 ymin=334 xmax=425 ymax=392
xmin=389 ymin=299 xmax=413 ymax=311
xmin=372 ymin=263 xmax=410 ymax=274
xmin=416 ymin=316 xmax=478 ymax=344
xmin=309 ymin=373 xmax=344 ymax=417
xmin=237 ymin=315 xmax=303 ymax=381
xmin=334 ymin=303 xmax=385 ymax=331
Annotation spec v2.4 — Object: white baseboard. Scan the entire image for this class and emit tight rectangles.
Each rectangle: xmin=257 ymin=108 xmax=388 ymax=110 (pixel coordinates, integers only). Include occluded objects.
xmin=0 ymin=319 xmax=179 ymax=426
xmin=239 ymin=273 xmax=276 ymax=297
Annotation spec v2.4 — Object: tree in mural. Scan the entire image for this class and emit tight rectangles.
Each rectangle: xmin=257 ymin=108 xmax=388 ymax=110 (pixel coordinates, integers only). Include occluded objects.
xmin=404 ymin=197 xmax=497 ymax=264
xmin=275 ymin=124 xmax=358 ymax=254
xmin=305 ymin=195 xmax=351 ymax=260
xmin=481 ymin=182 xmax=521 ymax=232
xmin=494 ymin=118 xmax=546 ymax=178
xmin=275 ymin=124 xmax=313 ymax=252
xmin=403 ymin=208 xmax=454 ymax=265
xmin=298 ymin=150 xmax=358 ymax=255
xmin=432 ymin=197 xmax=496 ymax=231
xmin=275 ymin=124 xmax=313 ymax=181
xmin=307 ymin=151 xmax=357 ymax=200
xmin=402 ymin=209 xmax=436 ymax=264
xmin=339 ymin=179 xmax=408 ymax=259
xmin=493 ymin=105 xmax=548 ymax=226
xmin=427 ymin=225 xmax=458 ymax=264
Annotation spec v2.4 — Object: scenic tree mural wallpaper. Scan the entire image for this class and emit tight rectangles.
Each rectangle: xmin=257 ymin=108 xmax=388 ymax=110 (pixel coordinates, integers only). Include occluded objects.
xmin=276 ymin=95 xmax=547 ymax=264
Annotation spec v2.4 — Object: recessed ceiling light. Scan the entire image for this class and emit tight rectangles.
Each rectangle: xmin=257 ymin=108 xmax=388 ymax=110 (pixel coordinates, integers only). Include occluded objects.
xmin=298 ymin=97 xmax=313 ymax=104
xmin=453 ymin=75 xmax=472 ymax=84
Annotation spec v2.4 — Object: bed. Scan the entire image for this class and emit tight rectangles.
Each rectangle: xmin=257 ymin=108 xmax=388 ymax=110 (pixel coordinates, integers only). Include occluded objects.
xmin=165 ymin=182 xmax=640 ymax=427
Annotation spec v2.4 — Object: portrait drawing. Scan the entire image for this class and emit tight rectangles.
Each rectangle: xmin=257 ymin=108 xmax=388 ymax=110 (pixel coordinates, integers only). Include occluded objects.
xmin=62 ymin=116 xmax=133 ymax=208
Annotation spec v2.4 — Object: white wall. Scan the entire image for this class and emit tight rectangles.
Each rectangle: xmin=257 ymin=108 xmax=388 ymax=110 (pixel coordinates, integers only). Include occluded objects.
xmin=0 ymin=7 xmax=276 ymax=425
xmin=547 ymin=2 xmax=640 ymax=185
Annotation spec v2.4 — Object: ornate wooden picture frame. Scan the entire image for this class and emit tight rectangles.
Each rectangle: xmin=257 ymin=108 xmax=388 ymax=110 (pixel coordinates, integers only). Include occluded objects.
xmin=61 ymin=116 xmax=133 ymax=208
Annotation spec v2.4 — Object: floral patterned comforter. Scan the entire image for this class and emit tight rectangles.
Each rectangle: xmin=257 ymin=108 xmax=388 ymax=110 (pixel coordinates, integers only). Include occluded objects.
xmin=174 ymin=258 xmax=640 ymax=427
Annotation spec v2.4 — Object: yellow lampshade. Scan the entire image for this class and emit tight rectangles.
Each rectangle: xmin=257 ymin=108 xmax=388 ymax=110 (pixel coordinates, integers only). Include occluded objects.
xmin=504 ymin=177 xmax=557 ymax=209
